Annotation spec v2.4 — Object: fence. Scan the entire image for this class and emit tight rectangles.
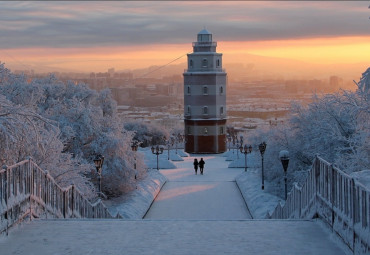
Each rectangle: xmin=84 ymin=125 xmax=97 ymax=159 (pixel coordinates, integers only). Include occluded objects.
xmin=0 ymin=158 xmax=121 ymax=235
xmin=269 ymin=156 xmax=370 ymax=255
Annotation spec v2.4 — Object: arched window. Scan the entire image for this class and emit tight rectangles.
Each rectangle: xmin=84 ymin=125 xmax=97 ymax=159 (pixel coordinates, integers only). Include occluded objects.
xmin=203 ymin=106 xmax=208 ymax=114
xmin=202 ymin=59 xmax=208 ymax=68
xmin=187 ymin=106 xmax=191 ymax=115
xmin=204 ymin=128 xmax=208 ymax=135
xmin=187 ymin=86 xmax=191 ymax=94
xmin=220 ymin=86 xmax=223 ymax=94
xmin=203 ymin=86 xmax=208 ymax=95
xmin=220 ymin=106 xmax=224 ymax=115
xmin=216 ymin=59 xmax=220 ymax=67
xmin=189 ymin=59 xmax=193 ymax=68
xmin=187 ymin=126 xmax=191 ymax=135
xmin=220 ymin=126 xmax=224 ymax=135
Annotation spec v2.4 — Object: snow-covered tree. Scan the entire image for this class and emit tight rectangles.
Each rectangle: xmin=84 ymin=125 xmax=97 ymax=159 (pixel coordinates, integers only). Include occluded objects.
xmin=247 ymin=68 xmax=370 ymax=198
xmin=0 ymin=63 xmax=146 ymax=198
xmin=124 ymin=121 xmax=169 ymax=147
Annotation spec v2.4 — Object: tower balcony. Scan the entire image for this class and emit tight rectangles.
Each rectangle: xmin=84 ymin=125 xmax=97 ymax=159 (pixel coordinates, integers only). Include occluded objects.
xmin=184 ymin=68 xmax=226 ymax=73
xmin=192 ymin=42 xmax=217 ymax=47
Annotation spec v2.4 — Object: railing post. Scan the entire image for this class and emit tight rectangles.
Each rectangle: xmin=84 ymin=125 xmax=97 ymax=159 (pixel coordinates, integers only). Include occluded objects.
xmin=71 ymin=185 xmax=74 ymax=218
xmin=63 ymin=190 xmax=66 ymax=218
xmin=28 ymin=157 xmax=33 ymax=221
xmin=298 ymin=187 xmax=301 ymax=218
xmin=330 ymin=164 xmax=334 ymax=231
xmin=351 ymin=178 xmax=356 ymax=253
xmin=314 ymin=155 xmax=320 ymax=218
xmin=3 ymin=165 xmax=8 ymax=236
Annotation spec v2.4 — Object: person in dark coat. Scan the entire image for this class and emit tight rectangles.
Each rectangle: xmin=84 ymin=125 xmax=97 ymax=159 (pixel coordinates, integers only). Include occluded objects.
xmin=193 ymin=158 xmax=199 ymax=175
xmin=199 ymin=158 xmax=205 ymax=175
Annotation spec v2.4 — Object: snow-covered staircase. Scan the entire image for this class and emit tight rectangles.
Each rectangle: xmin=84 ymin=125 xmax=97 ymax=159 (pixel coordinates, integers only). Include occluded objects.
xmin=0 ymin=219 xmax=347 ymax=255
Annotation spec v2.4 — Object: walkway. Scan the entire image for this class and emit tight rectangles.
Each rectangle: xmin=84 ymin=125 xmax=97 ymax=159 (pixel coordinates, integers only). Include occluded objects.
xmin=0 ymin=220 xmax=346 ymax=255
xmin=144 ymin=154 xmax=251 ymax=220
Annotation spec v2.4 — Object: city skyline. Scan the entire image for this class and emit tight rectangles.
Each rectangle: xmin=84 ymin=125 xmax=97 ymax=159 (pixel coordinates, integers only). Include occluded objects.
xmin=0 ymin=1 xmax=369 ymax=73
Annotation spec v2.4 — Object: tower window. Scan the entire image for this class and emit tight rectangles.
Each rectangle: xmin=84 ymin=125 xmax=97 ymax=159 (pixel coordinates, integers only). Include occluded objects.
xmin=189 ymin=60 xmax=193 ymax=68
xmin=203 ymin=86 xmax=208 ymax=95
xmin=187 ymin=86 xmax=191 ymax=94
xmin=204 ymin=128 xmax=208 ymax=135
xmin=220 ymin=86 xmax=223 ymax=94
xmin=216 ymin=59 xmax=220 ymax=67
xmin=187 ymin=126 xmax=191 ymax=135
xmin=202 ymin=59 xmax=208 ymax=68
xmin=220 ymin=126 xmax=224 ymax=135
xmin=187 ymin=105 xmax=191 ymax=115
xmin=203 ymin=106 xmax=208 ymax=114
xmin=220 ymin=106 xmax=224 ymax=115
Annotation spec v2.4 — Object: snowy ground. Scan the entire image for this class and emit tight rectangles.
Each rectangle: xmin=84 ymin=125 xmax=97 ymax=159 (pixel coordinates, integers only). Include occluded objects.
xmin=144 ymin=154 xmax=251 ymax=220
xmin=140 ymin=147 xmax=187 ymax=169
xmin=104 ymin=169 xmax=167 ymax=219
xmin=0 ymin=220 xmax=347 ymax=255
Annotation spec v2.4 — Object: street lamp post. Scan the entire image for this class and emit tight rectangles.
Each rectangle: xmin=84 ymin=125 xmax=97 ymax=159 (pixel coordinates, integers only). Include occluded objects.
xmin=227 ymin=136 xmax=231 ymax=151
xmin=166 ymin=140 xmax=171 ymax=160
xmin=232 ymin=137 xmax=235 ymax=154
xmin=240 ymin=144 xmax=252 ymax=172
xmin=279 ymin=150 xmax=290 ymax=200
xmin=236 ymin=139 xmax=240 ymax=159
xmin=258 ymin=142 xmax=267 ymax=190
xmin=131 ymin=141 xmax=138 ymax=170
xmin=151 ymin=145 xmax=164 ymax=170
xmin=174 ymin=136 xmax=177 ymax=154
xmin=93 ymin=154 xmax=105 ymax=197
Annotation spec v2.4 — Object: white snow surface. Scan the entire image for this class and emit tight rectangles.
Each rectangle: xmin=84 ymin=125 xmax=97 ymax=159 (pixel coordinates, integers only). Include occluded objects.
xmin=139 ymin=147 xmax=176 ymax=169
xmin=104 ymin=169 xmax=167 ymax=219
xmin=169 ymin=152 xmax=184 ymax=161
xmin=0 ymin=220 xmax=347 ymax=255
xmin=144 ymin=154 xmax=251 ymax=220
xmin=351 ymin=169 xmax=370 ymax=189
xmin=236 ymin=170 xmax=281 ymax=219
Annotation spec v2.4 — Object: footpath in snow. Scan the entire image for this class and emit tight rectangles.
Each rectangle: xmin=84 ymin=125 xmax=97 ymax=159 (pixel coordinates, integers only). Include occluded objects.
xmin=144 ymin=154 xmax=251 ymax=220
xmin=0 ymin=220 xmax=346 ymax=255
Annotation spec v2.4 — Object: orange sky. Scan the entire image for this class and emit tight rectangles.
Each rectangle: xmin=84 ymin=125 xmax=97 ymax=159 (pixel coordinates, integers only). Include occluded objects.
xmin=1 ymin=2 xmax=368 ymax=74
xmin=2 ymin=35 xmax=369 ymax=73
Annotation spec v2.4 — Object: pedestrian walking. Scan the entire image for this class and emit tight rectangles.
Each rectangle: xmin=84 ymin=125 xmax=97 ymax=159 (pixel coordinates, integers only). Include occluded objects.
xmin=193 ymin=158 xmax=199 ymax=175
xmin=199 ymin=158 xmax=205 ymax=175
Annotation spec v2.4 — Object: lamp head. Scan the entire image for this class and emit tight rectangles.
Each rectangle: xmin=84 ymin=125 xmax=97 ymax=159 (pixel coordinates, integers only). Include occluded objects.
xmin=279 ymin=150 xmax=290 ymax=172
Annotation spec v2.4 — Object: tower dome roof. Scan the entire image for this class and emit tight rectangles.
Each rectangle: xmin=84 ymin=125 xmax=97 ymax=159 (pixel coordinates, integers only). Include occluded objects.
xmin=198 ymin=28 xmax=212 ymax=35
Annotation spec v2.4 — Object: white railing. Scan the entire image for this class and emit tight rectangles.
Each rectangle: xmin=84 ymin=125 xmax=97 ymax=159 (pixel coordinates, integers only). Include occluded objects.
xmin=269 ymin=156 xmax=370 ymax=255
xmin=0 ymin=158 xmax=121 ymax=235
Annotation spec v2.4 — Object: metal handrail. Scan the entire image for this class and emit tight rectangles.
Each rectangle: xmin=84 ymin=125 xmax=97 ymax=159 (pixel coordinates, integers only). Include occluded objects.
xmin=269 ymin=156 xmax=369 ymax=254
xmin=0 ymin=158 xmax=122 ymax=234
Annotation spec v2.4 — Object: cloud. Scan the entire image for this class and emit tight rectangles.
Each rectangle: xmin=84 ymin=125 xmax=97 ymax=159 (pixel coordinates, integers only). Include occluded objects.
xmin=0 ymin=1 xmax=368 ymax=49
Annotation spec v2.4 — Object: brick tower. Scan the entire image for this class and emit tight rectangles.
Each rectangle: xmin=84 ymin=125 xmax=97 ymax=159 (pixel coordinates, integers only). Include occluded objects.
xmin=183 ymin=29 xmax=227 ymax=154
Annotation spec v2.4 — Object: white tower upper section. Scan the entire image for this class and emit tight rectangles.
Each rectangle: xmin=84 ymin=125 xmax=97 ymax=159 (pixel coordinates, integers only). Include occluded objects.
xmin=197 ymin=29 xmax=212 ymax=42
xmin=186 ymin=29 xmax=223 ymax=72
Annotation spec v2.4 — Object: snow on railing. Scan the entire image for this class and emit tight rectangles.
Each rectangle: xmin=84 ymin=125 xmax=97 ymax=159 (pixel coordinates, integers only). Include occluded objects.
xmin=0 ymin=158 xmax=121 ymax=235
xmin=269 ymin=156 xmax=370 ymax=255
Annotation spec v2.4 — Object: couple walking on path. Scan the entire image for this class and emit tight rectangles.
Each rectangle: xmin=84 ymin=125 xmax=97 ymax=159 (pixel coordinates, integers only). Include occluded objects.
xmin=193 ymin=158 xmax=205 ymax=175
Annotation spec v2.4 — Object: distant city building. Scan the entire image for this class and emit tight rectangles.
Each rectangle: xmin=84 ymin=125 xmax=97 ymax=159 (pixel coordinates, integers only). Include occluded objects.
xmin=183 ymin=29 xmax=227 ymax=153
xmin=108 ymin=68 xmax=115 ymax=76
